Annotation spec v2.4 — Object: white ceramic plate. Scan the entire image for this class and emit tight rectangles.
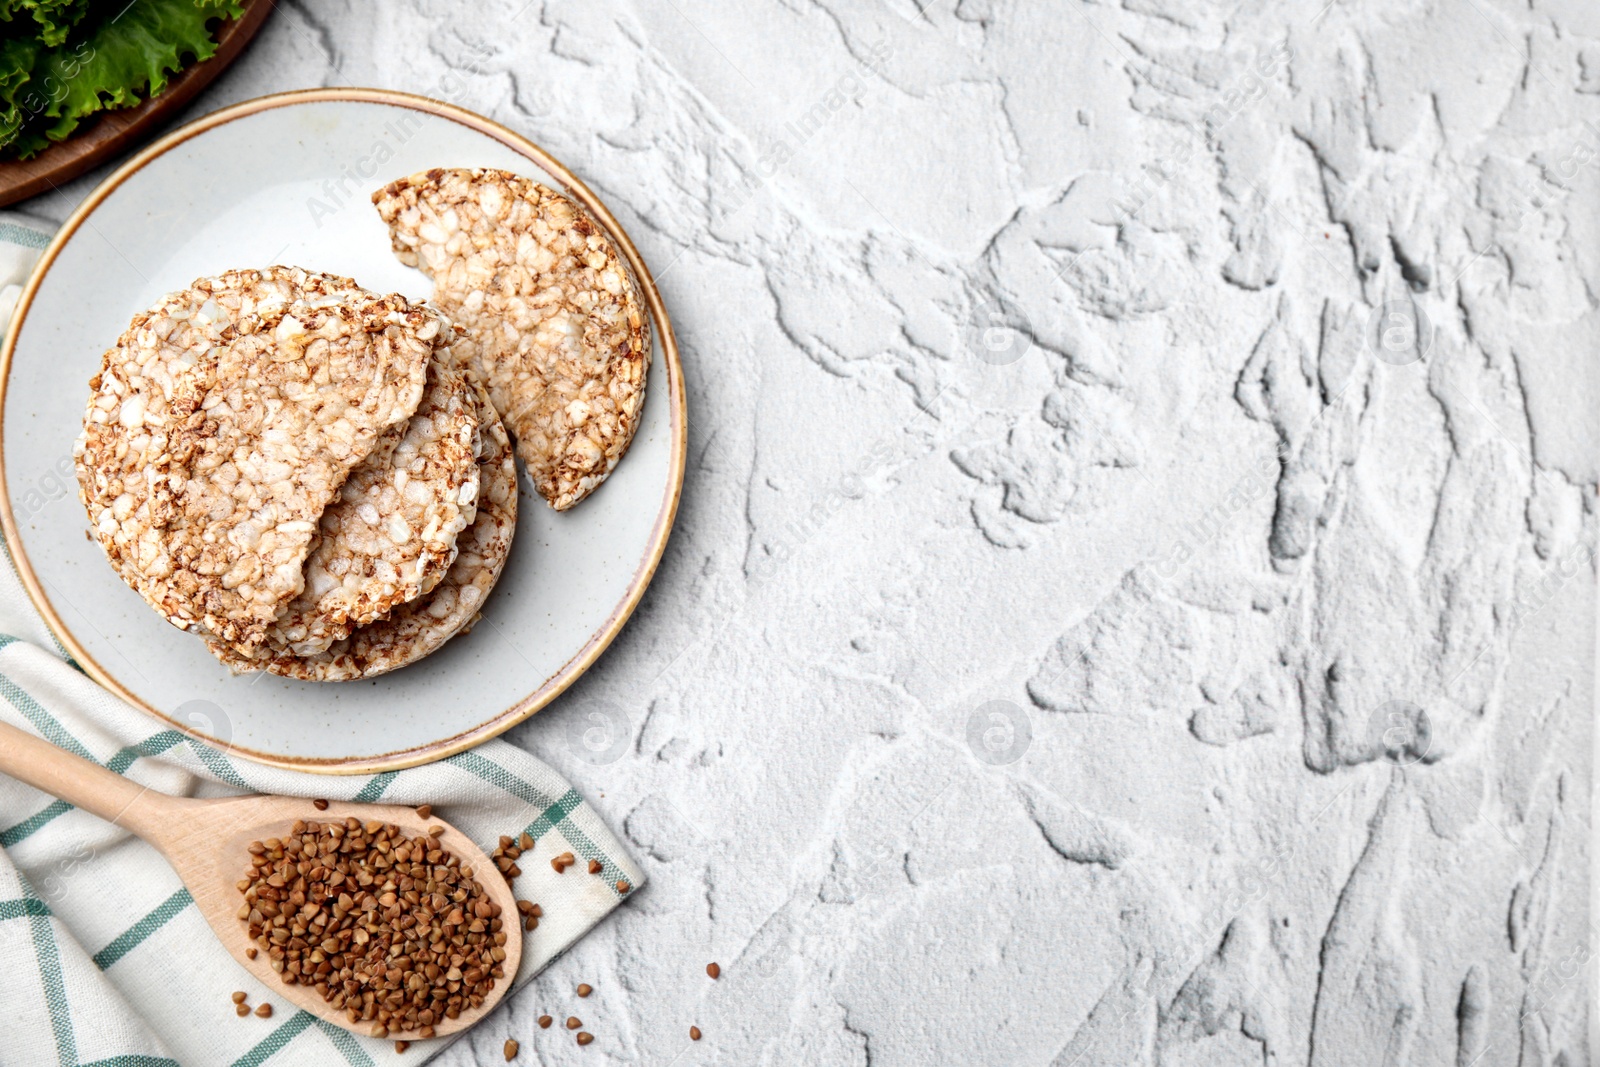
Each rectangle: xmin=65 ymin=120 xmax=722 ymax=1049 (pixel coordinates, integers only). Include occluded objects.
xmin=0 ymin=90 xmax=685 ymax=774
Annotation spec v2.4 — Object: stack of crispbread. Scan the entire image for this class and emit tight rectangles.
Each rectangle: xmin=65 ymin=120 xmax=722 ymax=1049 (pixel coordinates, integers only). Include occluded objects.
xmin=74 ymin=169 xmax=650 ymax=681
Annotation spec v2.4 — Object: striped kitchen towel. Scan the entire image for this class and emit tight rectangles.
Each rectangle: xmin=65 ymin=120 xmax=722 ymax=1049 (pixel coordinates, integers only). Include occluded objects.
xmin=0 ymin=213 xmax=645 ymax=1066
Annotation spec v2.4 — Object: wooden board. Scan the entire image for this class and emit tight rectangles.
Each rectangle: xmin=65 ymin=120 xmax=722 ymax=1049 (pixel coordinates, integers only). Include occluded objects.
xmin=0 ymin=0 xmax=273 ymax=208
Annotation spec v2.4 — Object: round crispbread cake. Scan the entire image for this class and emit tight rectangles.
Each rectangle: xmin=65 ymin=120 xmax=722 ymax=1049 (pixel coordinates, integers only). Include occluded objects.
xmin=214 ymin=377 xmax=517 ymax=680
xmin=74 ymin=267 xmax=448 ymax=651
xmin=373 ymin=167 xmax=650 ymax=511
xmin=217 ymin=354 xmax=482 ymax=662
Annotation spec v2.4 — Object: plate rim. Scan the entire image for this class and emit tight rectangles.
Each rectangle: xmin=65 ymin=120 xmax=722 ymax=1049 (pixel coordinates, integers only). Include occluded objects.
xmin=0 ymin=87 xmax=688 ymax=775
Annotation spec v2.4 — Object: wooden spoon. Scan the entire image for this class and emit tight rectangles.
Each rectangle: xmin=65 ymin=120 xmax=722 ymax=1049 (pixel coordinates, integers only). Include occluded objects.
xmin=0 ymin=719 xmax=521 ymax=1039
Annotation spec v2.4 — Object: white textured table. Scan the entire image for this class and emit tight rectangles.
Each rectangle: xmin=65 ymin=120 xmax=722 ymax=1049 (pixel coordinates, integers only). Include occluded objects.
xmin=35 ymin=1 xmax=1598 ymax=1063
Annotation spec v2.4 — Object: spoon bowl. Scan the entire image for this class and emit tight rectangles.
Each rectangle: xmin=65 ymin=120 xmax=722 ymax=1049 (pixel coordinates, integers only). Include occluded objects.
xmin=0 ymin=720 xmax=520 ymax=1039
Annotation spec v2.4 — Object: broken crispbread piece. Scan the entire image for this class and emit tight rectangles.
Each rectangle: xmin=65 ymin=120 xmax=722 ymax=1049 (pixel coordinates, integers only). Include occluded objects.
xmin=222 ymin=376 xmax=518 ymax=680
xmin=218 ymin=353 xmax=482 ymax=662
xmin=73 ymin=267 xmax=446 ymax=651
xmin=373 ymin=167 xmax=650 ymax=511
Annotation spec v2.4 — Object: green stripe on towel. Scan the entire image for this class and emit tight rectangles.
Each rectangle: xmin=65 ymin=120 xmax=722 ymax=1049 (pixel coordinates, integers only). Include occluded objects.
xmin=187 ymin=741 xmax=250 ymax=790
xmin=0 ymin=222 xmax=50 ymax=249
xmin=446 ymin=751 xmax=561 ymax=809
xmin=315 ymin=1020 xmax=378 ymax=1067
xmin=0 ymin=896 xmax=51 ymax=920
xmin=229 ymin=1010 xmax=316 ymax=1067
xmin=22 ymin=879 xmax=76 ymax=1067
xmin=0 ymin=799 xmax=73 ymax=847
xmin=107 ymin=732 xmax=188 ymax=774
xmin=93 ymin=888 xmax=193 ymax=970
xmin=0 ymin=666 xmax=96 ymax=763
xmin=353 ymin=770 xmax=397 ymax=803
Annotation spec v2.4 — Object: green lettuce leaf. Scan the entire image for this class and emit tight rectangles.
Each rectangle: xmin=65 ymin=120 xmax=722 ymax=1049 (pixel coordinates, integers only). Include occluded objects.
xmin=1 ymin=0 xmax=242 ymax=159
xmin=0 ymin=36 xmax=41 ymax=98
xmin=0 ymin=37 xmax=42 ymax=152
xmin=0 ymin=0 xmax=94 ymax=48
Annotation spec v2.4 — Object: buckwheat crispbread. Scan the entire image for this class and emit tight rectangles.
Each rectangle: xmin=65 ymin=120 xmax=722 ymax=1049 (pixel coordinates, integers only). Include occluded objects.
xmin=219 ymin=379 xmax=518 ymax=680
xmin=74 ymin=267 xmax=446 ymax=651
xmin=218 ymin=355 xmax=482 ymax=663
xmin=373 ymin=167 xmax=650 ymax=511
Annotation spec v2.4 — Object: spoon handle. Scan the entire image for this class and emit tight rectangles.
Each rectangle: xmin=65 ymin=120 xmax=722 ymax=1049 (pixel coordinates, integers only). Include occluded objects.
xmin=0 ymin=718 xmax=184 ymax=841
